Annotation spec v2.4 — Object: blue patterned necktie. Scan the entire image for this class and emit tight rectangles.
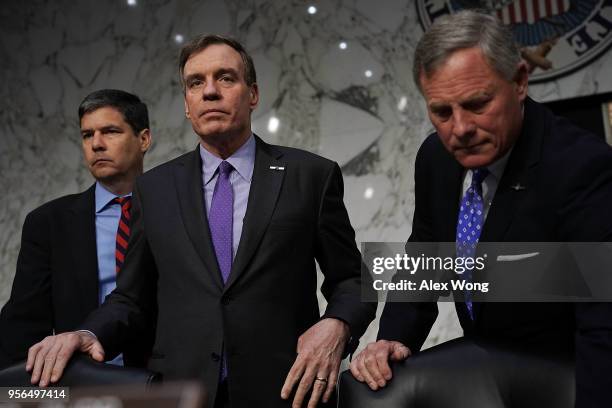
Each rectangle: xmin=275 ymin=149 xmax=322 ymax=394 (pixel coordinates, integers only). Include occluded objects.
xmin=456 ymin=168 xmax=489 ymax=320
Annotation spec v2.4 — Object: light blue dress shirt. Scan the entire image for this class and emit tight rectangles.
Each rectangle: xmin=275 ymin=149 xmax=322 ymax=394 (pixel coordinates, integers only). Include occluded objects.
xmin=94 ymin=182 xmax=131 ymax=365
xmin=199 ymin=134 xmax=255 ymax=259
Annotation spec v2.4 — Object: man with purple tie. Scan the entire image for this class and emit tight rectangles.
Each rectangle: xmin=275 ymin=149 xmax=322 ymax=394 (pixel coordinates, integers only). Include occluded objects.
xmin=26 ymin=35 xmax=375 ymax=408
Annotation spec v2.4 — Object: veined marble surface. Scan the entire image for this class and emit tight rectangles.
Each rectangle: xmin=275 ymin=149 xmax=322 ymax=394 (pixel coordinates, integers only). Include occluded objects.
xmin=1 ymin=0 xmax=610 ymax=352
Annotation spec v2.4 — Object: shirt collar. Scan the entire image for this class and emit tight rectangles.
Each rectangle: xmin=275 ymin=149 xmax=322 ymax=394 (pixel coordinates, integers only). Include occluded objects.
xmin=486 ymin=146 xmax=513 ymax=182
xmin=95 ymin=182 xmax=132 ymax=213
xmin=200 ymin=133 xmax=256 ymax=186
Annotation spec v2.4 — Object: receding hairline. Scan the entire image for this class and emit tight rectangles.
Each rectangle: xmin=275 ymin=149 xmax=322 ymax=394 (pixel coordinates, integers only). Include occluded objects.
xmin=178 ymin=34 xmax=257 ymax=88
xmin=182 ymin=44 xmax=247 ymax=78
xmin=418 ymin=46 xmax=507 ymax=84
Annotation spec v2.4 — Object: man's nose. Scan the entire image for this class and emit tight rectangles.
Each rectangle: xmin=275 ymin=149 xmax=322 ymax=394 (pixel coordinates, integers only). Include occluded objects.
xmin=452 ymin=110 xmax=476 ymax=139
xmin=91 ymin=131 xmax=105 ymax=151
xmin=202 ymin=80 xmax=220 ymax=100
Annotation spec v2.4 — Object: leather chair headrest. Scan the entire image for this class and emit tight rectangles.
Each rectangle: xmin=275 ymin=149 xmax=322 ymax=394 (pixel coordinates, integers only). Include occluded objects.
xmin=0 ymin=355 xmax=161 ymax=388
xmin=339 ymin=338 xmax=574 ymax=408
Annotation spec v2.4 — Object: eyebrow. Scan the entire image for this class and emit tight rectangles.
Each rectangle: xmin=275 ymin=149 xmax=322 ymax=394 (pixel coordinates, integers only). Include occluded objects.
xmin=183 ymin=68 xmax=242 ymax=83
xmin=215 ymin=68 xmax=240 ymax=77
xmin=80 ymin=125 xmax=123 ymax=134
xmin=183 ymin=73 xmax=204 ymax=84
xmin=461 ymin=91 xmax=491 ymax=103
xmin=100 ymin=125 xmax=123 ymax=131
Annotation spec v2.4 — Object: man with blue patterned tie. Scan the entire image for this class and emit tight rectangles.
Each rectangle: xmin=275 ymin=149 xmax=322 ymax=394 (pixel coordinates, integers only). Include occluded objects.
xmin=350 ymin=10 xmax=612 ymax=407
xmin=0 ymin=89 xmax=153 ymax=369
xmin=25 ymin=35 xmax=375 ymax=408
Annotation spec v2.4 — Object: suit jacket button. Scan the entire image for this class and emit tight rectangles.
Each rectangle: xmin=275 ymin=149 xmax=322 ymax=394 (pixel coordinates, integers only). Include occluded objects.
xmin=211 ymin=352 xmax=221 ymax=362
xmin=221 ymin=296 xmax=231 ymax=305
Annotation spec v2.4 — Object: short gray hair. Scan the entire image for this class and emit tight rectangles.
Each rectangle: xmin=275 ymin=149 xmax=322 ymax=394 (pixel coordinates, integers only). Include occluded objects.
xmin=413 ymin=10 xmax=521 ymax=92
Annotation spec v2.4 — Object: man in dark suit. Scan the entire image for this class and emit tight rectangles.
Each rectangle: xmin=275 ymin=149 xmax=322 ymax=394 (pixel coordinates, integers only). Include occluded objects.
xmin=26 ymin=35 xmax=375 ymax=408
xmin=350 ymin=10 xmax=612 ymax=407
xmin=0 ymin=89 xmax=152 ymax=369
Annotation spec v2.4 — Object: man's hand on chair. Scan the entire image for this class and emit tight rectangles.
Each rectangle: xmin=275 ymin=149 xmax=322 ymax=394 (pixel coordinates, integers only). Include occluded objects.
xmin=26 ymin=331 xmax=105 ymax=386
xmin=349 ymin=340 xmax=411 ymax=390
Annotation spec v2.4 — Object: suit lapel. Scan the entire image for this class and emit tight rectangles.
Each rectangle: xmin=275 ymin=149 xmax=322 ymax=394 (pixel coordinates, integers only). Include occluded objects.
xmin=479 ymin=98 xmax=542 ymax=243
xmin=440 ymin=155 xmax=464 ymax=242
xmin=225 ymin=136 xmax=285 ymax=290
xmin=68 ymin=185 xmax=99 ymax=310
xmin=473 ymin=98 xmax=544 ymax=320
xmin=174 ymin=148 xmax=225 ymax=290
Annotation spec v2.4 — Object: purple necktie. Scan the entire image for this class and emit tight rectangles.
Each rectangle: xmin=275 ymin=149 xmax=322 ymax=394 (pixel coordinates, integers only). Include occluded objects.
xmin=456 ymin=168 xmax=488 ymax=320
xmin=209 ymin=161 xmax=234 ymax=284
xmin=209 ymin=161 xmax=233 ymax=382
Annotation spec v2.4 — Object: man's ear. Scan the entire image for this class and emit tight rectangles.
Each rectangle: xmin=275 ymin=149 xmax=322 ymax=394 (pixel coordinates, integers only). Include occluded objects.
xmin=184 ymin=99 xmax=190 ymax=118
xmin=139 ymin=129 xmax=152 ymax=153
xmin=249 ymin=83 xmax=259 ymax=111
xmin=514 ymin=61 xmax=529 ymax=102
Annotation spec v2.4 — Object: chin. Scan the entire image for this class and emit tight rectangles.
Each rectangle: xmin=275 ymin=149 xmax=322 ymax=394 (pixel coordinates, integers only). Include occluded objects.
xmin=91 ymin=169 xmax=119 ymax=181
xmin=196 ymin=125 xmax=230 ymax=139
xmin=456 ymin=154 xmax=496 ymax=169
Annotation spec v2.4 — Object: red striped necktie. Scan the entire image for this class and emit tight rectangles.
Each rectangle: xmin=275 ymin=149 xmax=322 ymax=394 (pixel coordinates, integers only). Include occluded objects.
xmin=114 ymin=196 xmax=132 ymax=273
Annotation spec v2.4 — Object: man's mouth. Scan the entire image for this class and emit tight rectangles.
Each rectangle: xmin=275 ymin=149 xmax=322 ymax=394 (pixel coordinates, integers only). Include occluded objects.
xmin=201 ymin=109 xmax=227 ymax=116
xmin=457 ymin=141 xmax=486 ymax=151
xmin=93 ymin=158 xmax=112 ymax=166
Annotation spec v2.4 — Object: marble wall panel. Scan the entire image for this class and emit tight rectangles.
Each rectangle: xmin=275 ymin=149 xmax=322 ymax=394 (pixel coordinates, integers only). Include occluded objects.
xmin=1 ymin=0 xmax=611 ymax=353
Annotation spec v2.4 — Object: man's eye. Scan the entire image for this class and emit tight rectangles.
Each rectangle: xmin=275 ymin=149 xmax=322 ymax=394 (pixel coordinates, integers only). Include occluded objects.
xmin=465 ymin=100 xmax=489 ymax=112
xmin=432 ymin=108 xmax=452 ymax=120
xmin=188 ymin=80 xmax=203 ymax=88
xmin=82 ymin=133 xmax=92 ymax=139
xmin=219 ymin=75 xmax=234 ymax=83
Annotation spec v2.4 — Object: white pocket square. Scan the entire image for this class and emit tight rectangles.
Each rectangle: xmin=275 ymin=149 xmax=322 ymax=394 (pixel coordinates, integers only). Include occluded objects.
xmin=496 ymin=252 xmax=540 ymax=262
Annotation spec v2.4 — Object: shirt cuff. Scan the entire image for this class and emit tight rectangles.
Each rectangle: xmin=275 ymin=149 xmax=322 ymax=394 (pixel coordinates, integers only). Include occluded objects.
xmin=77 ymin=329 xmax=97 ymax=339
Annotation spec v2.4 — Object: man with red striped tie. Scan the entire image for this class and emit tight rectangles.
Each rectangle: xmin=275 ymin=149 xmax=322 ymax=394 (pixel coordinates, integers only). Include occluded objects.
xmin=0 ymin=89 xmax=153 ymax=369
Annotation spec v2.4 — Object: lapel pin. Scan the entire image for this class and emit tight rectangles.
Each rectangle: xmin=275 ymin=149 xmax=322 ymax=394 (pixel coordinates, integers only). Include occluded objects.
xmin=269 ymin=165 xmax=285 ymax=171
xmin=510 ymin=183 xmax=526 ymax=191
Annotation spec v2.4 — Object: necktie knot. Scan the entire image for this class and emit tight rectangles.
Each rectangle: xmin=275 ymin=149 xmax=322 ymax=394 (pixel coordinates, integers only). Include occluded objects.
xmin=471 ymin=168 xmax=489 ymax=185
xmin=218 ymin=161 xmax=233 ymax=177
xmin=113 ymin=196 xmax=132 ymax=216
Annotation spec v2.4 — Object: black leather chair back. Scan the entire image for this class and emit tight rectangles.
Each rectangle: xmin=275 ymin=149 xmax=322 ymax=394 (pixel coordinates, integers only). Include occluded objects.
xmin=339 ymin=338 xmax=574 ymax=408
xmin=0 ymin=355 xmax=161 ymax=387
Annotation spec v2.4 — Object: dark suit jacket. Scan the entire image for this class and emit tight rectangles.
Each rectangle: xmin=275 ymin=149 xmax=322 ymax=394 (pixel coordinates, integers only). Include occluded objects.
xmin=83 ymin=136 xmax=376 ymax=408
xmin=378 ymin=98 xmax=612 ymax=407
xmin=0 ymin=185 xmax=150 ymax=370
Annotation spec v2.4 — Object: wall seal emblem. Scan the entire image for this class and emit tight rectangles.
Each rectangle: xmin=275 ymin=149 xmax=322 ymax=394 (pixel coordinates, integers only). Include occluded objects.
xmin=416 ymin=0 xmax=612 ymax=83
